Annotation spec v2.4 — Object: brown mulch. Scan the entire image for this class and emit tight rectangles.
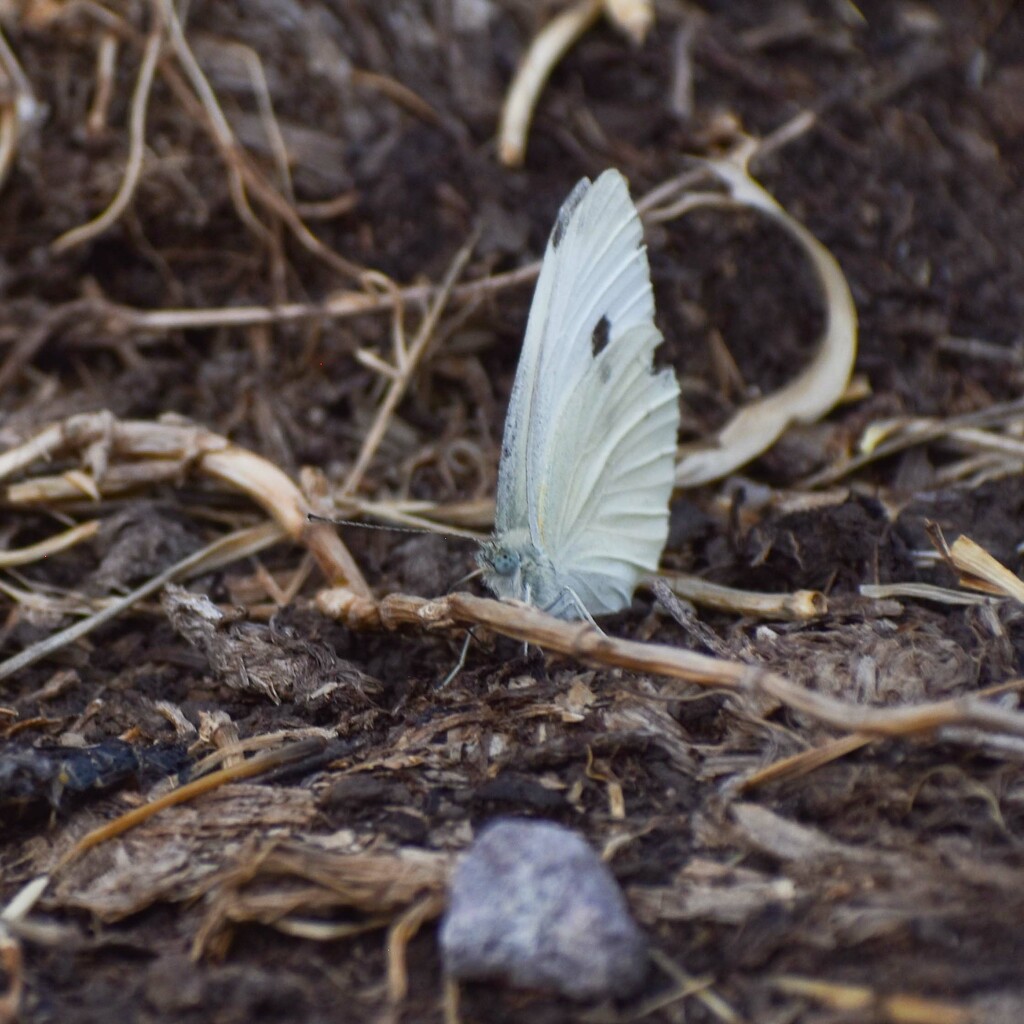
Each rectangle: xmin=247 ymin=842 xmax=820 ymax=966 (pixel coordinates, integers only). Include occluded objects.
xmin=2 ymin=2 xmax=1024 ymax=1022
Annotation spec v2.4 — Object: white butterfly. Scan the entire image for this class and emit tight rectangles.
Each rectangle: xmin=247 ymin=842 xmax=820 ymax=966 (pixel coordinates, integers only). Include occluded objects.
xmin=478 ymin=170 xmax=680 ymax=619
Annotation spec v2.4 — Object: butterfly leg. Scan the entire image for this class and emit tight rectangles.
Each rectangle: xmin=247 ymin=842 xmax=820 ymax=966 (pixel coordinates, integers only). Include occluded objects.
xmin=551 ymin=588 xmax=607 ymax=635
xmin=437 ymin=629 xmax=475 ymax=689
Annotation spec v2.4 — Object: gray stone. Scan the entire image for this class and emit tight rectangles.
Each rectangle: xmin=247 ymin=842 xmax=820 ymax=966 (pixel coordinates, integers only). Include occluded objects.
xmin=440 ymin=818 xmax=649 ymax=1000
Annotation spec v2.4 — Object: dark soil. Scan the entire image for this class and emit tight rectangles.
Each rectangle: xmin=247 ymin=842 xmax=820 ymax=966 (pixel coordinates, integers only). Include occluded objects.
xmin=3 ymin=2 xmax=1024 ymax=1022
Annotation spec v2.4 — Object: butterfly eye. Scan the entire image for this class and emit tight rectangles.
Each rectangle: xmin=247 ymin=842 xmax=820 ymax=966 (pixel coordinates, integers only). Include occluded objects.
xmin=489 ymin=549 xmax=520 ymax=577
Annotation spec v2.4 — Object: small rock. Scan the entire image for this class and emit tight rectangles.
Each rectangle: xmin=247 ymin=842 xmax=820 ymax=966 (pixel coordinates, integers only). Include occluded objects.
xmin=440 ymin=818 xmax=648 ymax=1001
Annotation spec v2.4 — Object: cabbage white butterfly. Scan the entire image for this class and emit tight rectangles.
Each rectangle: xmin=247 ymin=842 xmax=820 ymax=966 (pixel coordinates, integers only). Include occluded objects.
xmin=478 ymin=170 xmax=680 ymax=619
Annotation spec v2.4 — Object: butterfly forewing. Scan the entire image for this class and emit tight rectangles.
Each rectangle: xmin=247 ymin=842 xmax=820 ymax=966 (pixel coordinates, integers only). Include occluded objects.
xmin=495 ymin=172 xmax=656 ymax=543
xmin=488 ymin=169 xmax=679 ymax=617
xmin=493 ymin=179 xmax=590 ymax=538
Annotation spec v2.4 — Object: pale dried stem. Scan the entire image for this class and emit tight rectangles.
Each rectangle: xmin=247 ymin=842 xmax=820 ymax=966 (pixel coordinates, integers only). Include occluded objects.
xmin=155 ymin=0 xmax=362 ymax=278
xmin=349 ymin=68 xmax=442 ymax=125
xmin=341 ymin=232 xmax=478 ymax=496
xmin=316 ymin=589 xmax=1024 ymax=747
xmin=54 ymin=738 xmax=327 ymax=872
xmin=0 ymin=521 xmax=101 ymax=568
xmin=860 ymin=582 xmax=994 ymax=606
xmin=498 ymin=0 xmax=603 ymax=166
xmin=0 ymin=521 xmax=285 ymax=683
xmin=0 ymin=413 xmax=370 ymax=593
xmin=229 ymin=41 xmax=293 ymax=199
xmin=801 ymin=396 xmax=1024 ymax=488
xmin=655 ymin=571 xmax=825 ymax=620
xmin=52 ymin=20 xmax=163 ymax=253
xmin=0 ymin=25 xmax=37 ymax=195
xmin=39 ymin=125 xmax=813 ymax=339
xmin=386 ymin=894 xmax=445 ymax=1003
xmin=0 ymin=105 xmax=16 ymax=194
xmin=769 ymin=976 xmax=971 ymax=1024
xmin=86 ymin=32 xmax=119 ymax=136
xmin=739 ymin=734 xmax=874 ymax=791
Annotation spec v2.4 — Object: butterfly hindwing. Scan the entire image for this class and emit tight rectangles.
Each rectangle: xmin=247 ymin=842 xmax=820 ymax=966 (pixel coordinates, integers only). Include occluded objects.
xmin=540 ymin=322 xmax=679 ymax=614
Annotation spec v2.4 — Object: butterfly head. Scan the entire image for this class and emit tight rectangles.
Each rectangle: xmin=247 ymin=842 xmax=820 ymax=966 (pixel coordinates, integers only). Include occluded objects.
xmin=477 ymin=530 xmax=565 ymax=612
xmin=477 ymin=538 xmax=520 ymax=580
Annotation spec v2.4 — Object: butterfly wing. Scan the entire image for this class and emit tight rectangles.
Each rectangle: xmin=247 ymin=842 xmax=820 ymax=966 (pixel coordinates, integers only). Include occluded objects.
xmin=540 ymin=322 xmax=679 ymax=614
xmin=494 ymin=171 xmax=656 ymax=543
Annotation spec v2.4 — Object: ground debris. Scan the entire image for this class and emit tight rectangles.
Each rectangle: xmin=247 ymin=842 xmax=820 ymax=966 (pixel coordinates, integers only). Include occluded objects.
xmin=161 ymin=584 xmax=373 ymax=704
xmin=51 ymin=783 xmax=319 ymax=922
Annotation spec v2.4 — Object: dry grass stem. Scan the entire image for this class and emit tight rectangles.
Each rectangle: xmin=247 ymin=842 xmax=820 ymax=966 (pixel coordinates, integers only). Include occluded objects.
xmin=153 ymin=0 xmax=363 ymax=279
xmin=770 ymin=976 xmax=971 ymax=1024
xmin=498 ymin=0 xmax=603 ymax=167
xmin=859 ymin=582 xmax=996 ymax=606
xmin=0 ymin=520 xmax=100 ymax=568
xmin=52 ymin=17 xmax=162 ymax=252
xmin=341 ymin=232 xmax=478 ymax=496
xmin=230 ymin=41 xmax=293 ymax=199
xmin=386 ymin=894 xmax=446 ymax=1003
xmin=739 ymin=734 xmax=874 ymax=791
xmin=86 ymin=31 xmax=119 ymax=136
xmin=0 ymin=25 xmax=38 ymax=195
xmin=54 ymin=738 xmax=327 ymax=872
xmin=654 ymin=571 xmax=826 ymax=620
xmin=0 ymin=520 xmax=282 ymax=683
xmin=801 ymin=397 xmax=1024 ymax=488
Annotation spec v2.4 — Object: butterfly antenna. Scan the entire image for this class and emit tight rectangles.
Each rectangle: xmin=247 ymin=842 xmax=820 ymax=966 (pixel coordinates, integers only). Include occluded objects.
xmin=308 ymin=512 xmax=460 ymax=539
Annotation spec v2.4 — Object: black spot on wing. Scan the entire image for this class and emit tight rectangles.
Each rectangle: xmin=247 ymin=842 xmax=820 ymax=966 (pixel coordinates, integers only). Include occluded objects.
xmin=549 ymin=178 xmax=591 ymax=250
xmin=591 ymin=314 xmax=610 ymax=356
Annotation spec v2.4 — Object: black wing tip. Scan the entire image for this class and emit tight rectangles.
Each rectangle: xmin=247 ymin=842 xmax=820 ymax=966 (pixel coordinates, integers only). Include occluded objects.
xmin=549 ymin=170 xmax=637 ymax=252
xmin=550 ymin=177 xmax=592 ymax=250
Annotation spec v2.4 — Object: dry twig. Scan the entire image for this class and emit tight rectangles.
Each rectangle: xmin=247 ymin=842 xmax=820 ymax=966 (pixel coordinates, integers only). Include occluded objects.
xmin=341 ymin=231 xmax=479 ymax=496
xmin=317 ymin=588 xmax=1024 ymax=750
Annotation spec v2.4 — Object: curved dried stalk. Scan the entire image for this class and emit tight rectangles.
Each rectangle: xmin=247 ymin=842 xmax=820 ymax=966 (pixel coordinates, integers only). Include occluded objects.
xmin=498 ymin=0 xmax=602 ymax=167
xmin=498 ymin=0 xmax=659 ymax=167
xmin=0 ymin=521 xmax=101 ymax=568
xmin=647 ymin=144 xmax=858 ymax=487
xmin=0 ymin=413 xmax=371 ymax=594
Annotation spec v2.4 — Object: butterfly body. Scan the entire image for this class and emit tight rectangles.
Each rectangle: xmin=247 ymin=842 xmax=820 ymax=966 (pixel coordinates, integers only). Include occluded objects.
xmin=480 ymin=170 xmax=679 ymax=620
